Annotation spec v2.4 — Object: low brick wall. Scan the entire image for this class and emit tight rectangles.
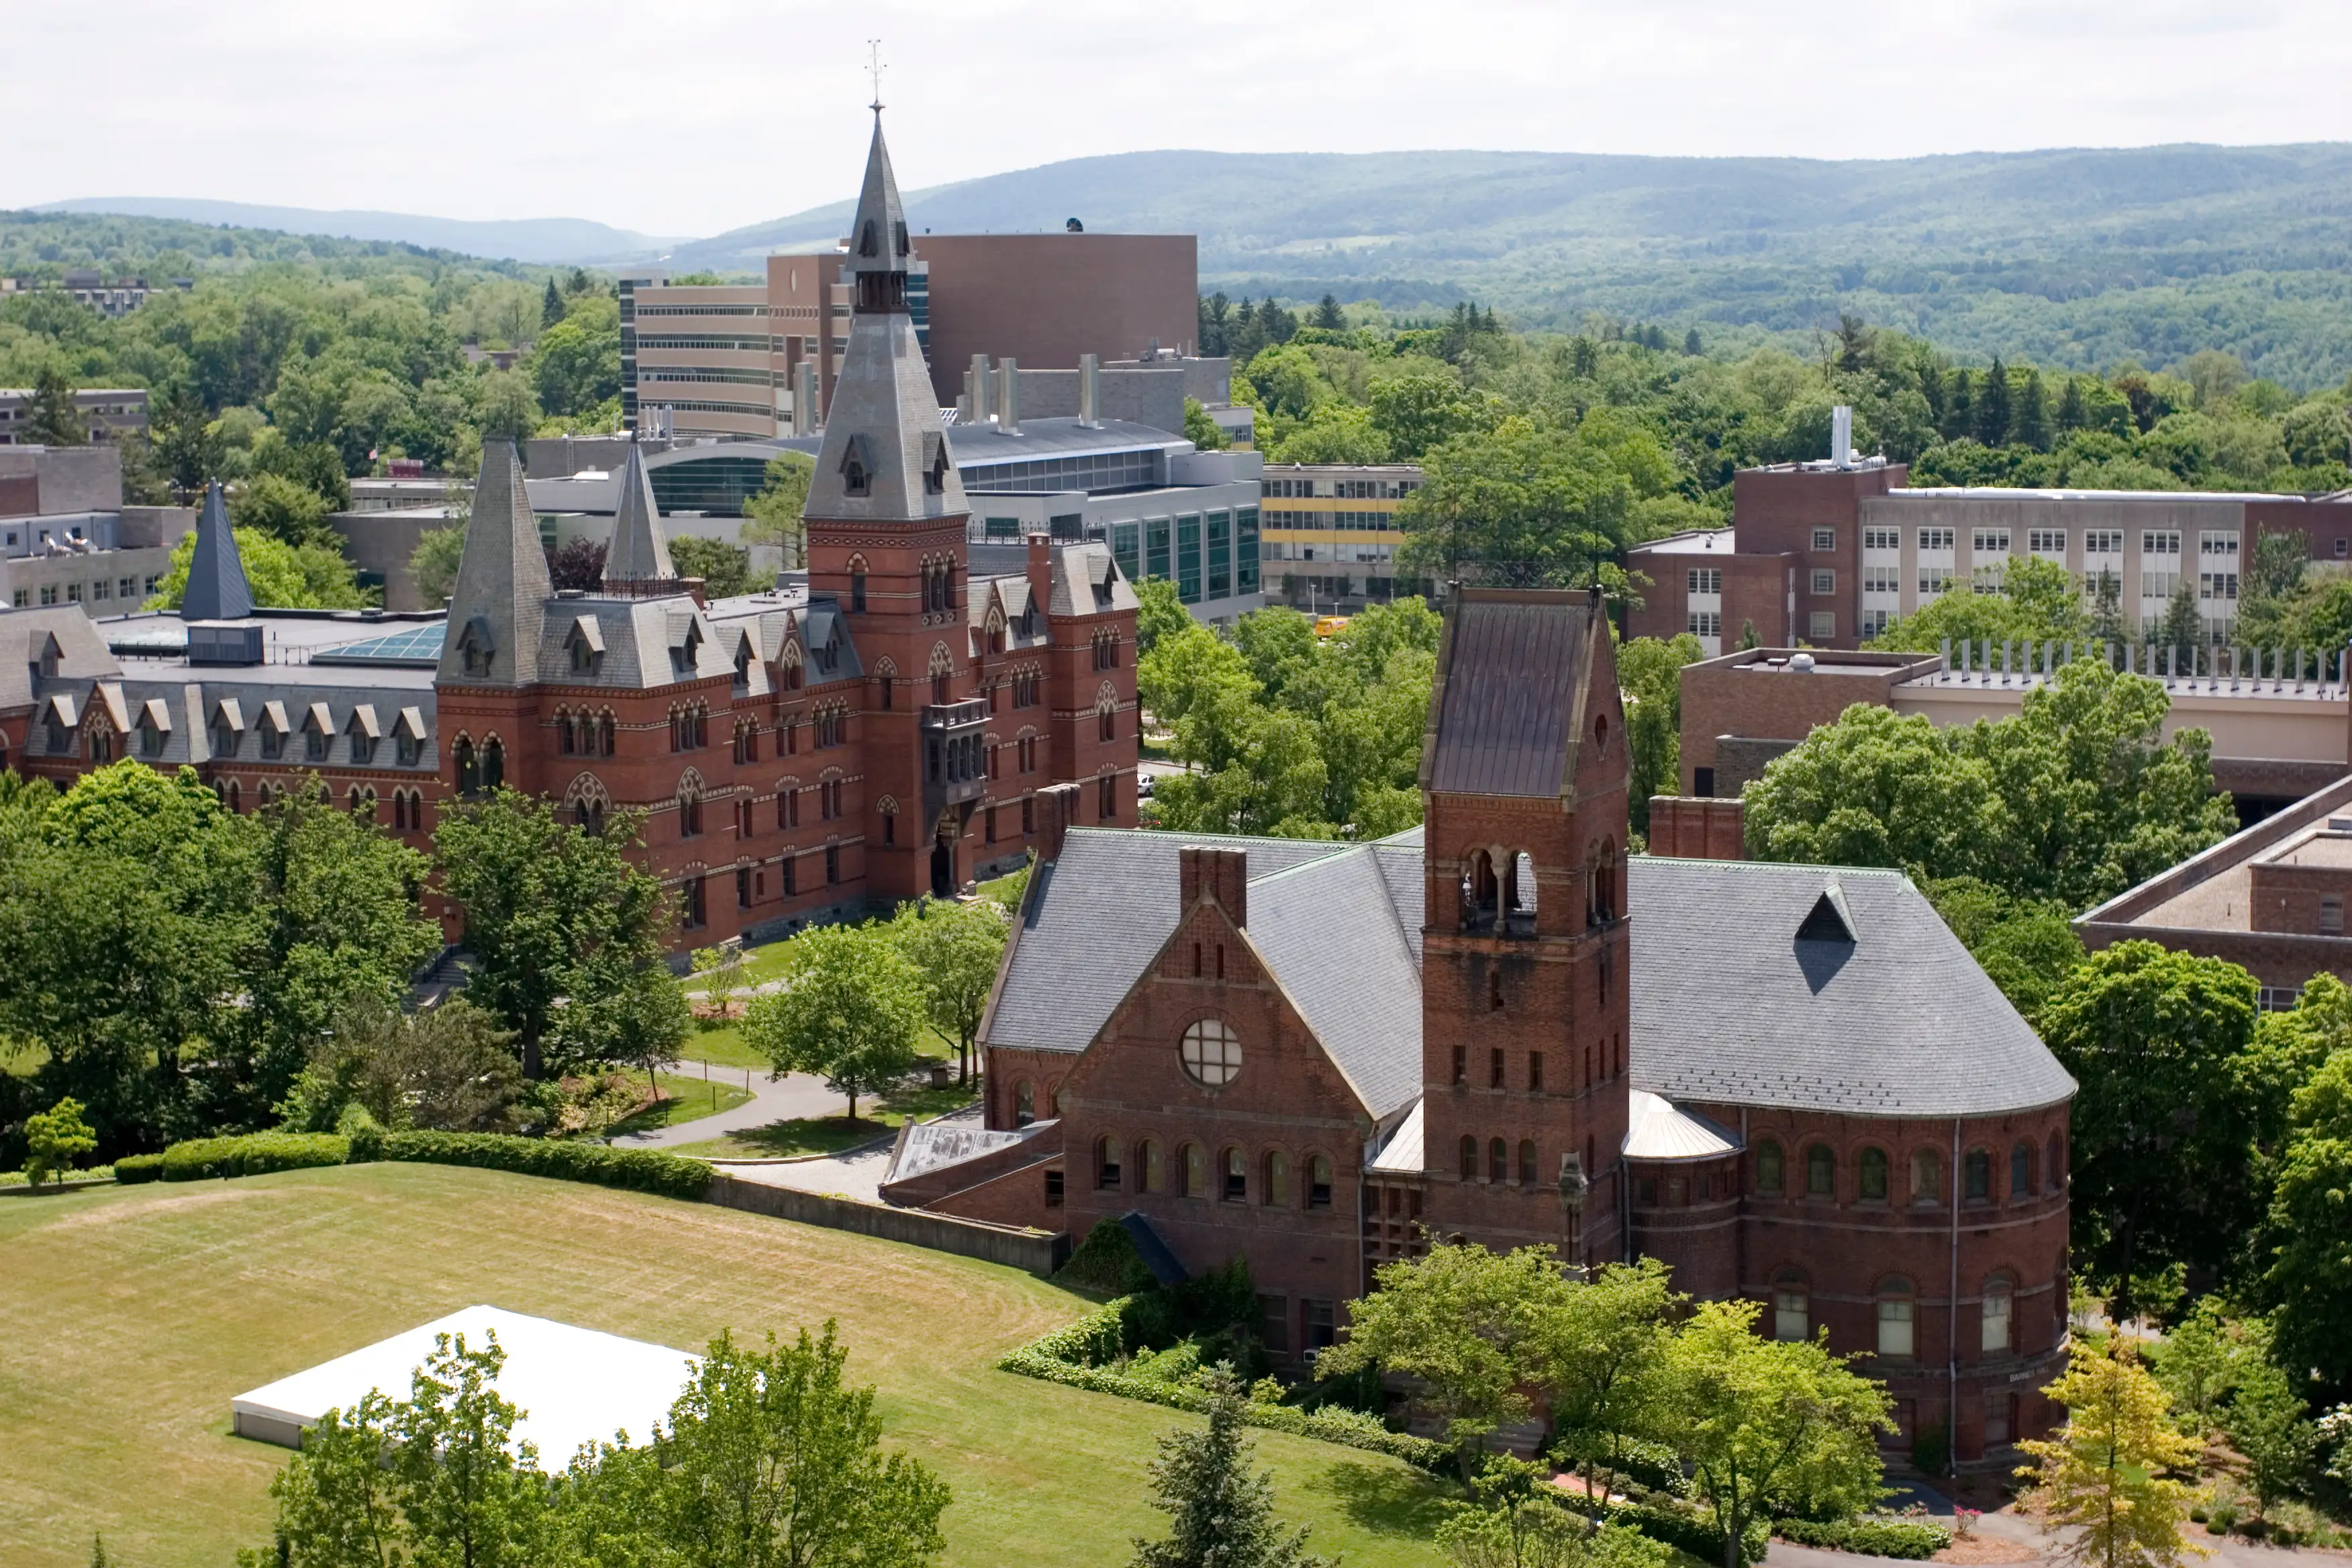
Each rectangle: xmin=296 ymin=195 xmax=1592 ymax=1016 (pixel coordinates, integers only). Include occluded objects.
xmin=706 ymin=1172 xmax=1068 ymax=1275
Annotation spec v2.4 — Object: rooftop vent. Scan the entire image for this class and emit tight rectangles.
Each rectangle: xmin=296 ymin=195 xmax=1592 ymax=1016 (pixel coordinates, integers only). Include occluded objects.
xmin=1795 ymin=881 xmax=1857 ymax=944
xmin=2329 ymin=816 xmax=2352 ymax=833
xmin=1788 ymin=652 xmax=1815 ymax=673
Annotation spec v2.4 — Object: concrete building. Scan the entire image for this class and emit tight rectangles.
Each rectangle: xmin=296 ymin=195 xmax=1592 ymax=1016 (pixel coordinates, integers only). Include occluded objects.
xmin=1259 ymin=462 xmax=1424 ymax=611
xmin=1675 ymin=643 xmax=2352 ymax=820
xmin=2077 ymin=773 xmax=2352 ymax=1009
xmin=891 ymin=585 xmax=2073 ymax=1465
xmin=1 ymin=273 xmax=168 ymax=320
xmin=326 ymin=504 xmax=462 ymax=612
xmin=0 ymin=445 xmax=191 ymax=611
xmin=0 ymin=389 xmax=150 ymax=445
xmin=916 ymin=234 xmax=1197 ymax=407
xmin=1626 ymin=412 xmax=2352 ymax=654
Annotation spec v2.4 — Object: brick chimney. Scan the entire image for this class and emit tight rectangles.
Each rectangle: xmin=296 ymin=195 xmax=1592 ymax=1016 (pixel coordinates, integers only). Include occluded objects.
xmin=1179 ymin=844 xmax=1248 ymax=928
xmin=1036 ymin=781 xmax=1082 ymax=863
xmin=1027 ymin=534 xmax=1053 ymax=617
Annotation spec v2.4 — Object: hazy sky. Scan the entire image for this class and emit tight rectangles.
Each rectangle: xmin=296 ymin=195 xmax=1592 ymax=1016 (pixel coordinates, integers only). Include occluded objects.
xmin=13 ymin=0 xmax=2351 ymax=238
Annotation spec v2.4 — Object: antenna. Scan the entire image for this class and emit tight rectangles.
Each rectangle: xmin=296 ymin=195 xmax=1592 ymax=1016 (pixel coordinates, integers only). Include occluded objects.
xmin=866 ymin=40 xmax=885 ymax=112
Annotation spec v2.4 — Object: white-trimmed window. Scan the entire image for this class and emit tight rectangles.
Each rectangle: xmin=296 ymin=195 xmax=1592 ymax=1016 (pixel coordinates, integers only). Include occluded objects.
xmin=1918 ymin=528 xmax=1955 ymax=552
xmin=1877 ymin=1279 xmax=1916 ymax=1358
xmin=1982 ymin=1278 xmax=2013 ymax=1353
xmin=2142 ymin=530 xmax=2181 ymax=556
xmin=1773 ymin=1273 xmax=1810 ymax=1341
xmin=1863 ymin=528 xmax=1900 ymax=551
xmin=1918 ymin=569 xmax=1953 ymax=596
xmin=1810 ymin=569 xmax=1836 ymax=595
xmin=2029 ymin=529 xmax=2066 ymax=557
xmin=1181 ymin=1018 xmax=1242 ymax=1086
xmin=1973 ymin=528 xmax=2010 ymax=556
xmin=1811 ymin=528 xmax=1836 ymax=552
xmin=1860 ymin=609 xmax=1891 ymax=638
xmin=1808 ymin=611 xmax=1835 ymax=640
xmin=1688 ymin=609 xmax=1722 ymax=638
xmin=1863 ymin=567 xmax=1901 ymax=593
xmin=2085 ymin=530 xmax=2123 ymax=555
xmin=1687 ymin=567 xmax=1722 ymax=595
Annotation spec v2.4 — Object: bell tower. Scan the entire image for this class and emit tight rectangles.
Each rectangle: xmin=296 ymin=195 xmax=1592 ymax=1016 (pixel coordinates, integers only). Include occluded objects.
xmin=802 ymin=103 xmax=980 ymax=900
xmin=1414 ymin=586 xmax=1632 ymax=1269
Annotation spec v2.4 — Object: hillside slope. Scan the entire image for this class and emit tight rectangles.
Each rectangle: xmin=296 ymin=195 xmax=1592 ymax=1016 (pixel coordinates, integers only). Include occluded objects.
xmin=33 ymin=197 xmax=675 ymax=265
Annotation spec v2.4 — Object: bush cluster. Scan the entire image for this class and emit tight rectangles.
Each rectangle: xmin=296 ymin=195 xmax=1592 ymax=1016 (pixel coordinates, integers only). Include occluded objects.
xmin=1555 ymin=1490 xmax=1773 ymax=1565
xmin=1771 ymin=1518 xmax=1953 ymax=1558
xmin=1550 ymin=1428 xmax=1687 ymax=1496
xmin=115 ymin=1153 xmax=163 ymax=1183
xmin=377 ymin=1131 xmax=712 ymax=1200
xmin=158 ymin=1132 xmax=350 ymax=1181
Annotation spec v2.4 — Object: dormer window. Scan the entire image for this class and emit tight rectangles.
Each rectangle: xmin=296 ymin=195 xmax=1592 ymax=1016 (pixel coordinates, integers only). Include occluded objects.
xmin=457 ymin=618 xmax=494 ymax=679
xmin=923 ymin=436 xmax=949 ymax=495
xmin=859 ymin=219 xmax=879 ymax=257
xmin=894 ymin=220 xmax=910 ymax=256
xmin=844 ymin=457 xmax=869 ymax=498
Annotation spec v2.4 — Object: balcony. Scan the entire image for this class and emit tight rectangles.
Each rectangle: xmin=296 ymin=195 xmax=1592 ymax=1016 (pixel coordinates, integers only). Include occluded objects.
xmin=923 ymin=701 xmax=989 ymax=811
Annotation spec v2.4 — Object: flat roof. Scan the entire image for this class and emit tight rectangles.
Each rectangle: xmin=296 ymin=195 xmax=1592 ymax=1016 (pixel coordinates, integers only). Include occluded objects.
xmin=2257 ymin=829 xmax=2352 ymax=868
xmin=232 ymin=1305 xmax=696 ymax=1464
xmin=1629 ymin=528 xmax=1736 ymax=554
xmin=1887 ymin=486 xmax=2295 ymax=503
xmin=1741 ymin=660 xmax=1900 ymax=678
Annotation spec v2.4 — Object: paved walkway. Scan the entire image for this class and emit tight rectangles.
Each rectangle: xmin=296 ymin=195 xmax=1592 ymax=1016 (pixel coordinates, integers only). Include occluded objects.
xmin=609 ymin=1064 xmax=848 ymax=1149
xmin=710 ymin=1104 xmax=988 ymax=1204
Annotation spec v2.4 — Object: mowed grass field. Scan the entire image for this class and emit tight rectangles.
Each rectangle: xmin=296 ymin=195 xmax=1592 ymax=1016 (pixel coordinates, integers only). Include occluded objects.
xmin=0 ymin=1165 xmax=1453 ymax=1567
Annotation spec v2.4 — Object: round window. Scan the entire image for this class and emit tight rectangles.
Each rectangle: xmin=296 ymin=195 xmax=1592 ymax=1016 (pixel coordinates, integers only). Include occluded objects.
xmin=1181 ymin=1018 xmax=1242 ymax=1086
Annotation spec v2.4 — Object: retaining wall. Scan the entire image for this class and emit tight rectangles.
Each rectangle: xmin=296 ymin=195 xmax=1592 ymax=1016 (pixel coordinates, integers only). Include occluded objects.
xmin=706 ymin=1171 xmax=1067 ymax=1275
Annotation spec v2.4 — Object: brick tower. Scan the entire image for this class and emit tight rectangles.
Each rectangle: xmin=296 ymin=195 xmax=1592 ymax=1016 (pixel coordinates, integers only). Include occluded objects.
xmin=1415 ymin=585 xmax=1632 ymax=1269
xmin=801 ymin=105 xmax=983 ymax=900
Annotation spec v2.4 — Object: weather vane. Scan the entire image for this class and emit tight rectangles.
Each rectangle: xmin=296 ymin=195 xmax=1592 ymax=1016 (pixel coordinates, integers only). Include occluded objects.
xmin=867 ymin=40 xmax=885 ymax=112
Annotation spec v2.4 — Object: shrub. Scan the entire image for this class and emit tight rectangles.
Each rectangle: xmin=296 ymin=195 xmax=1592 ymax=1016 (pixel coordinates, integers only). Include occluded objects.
xmin=377 ymin=1131 xmax=712 ymax=1200
xmin=1557 ymin=1491 xmax=1773 ymax=1565
xmin=1773 ymin=1518 xmax=1953 ymax=1558
xmin=336 ymin=1103 xmax=385 ymax=1163
xmin=115 ymin=1154 xmax=163 ymax=1184
xmin=1552 ymin=1428 xmax=1687 ymax=1496
xmin=1057 ymin=1216 xmax=1161 ymax=1295
xmin=0 ymin=1165 xmax=113 ymax=1187
xmin=160 ymin=1132 xmax=349 ymax=1181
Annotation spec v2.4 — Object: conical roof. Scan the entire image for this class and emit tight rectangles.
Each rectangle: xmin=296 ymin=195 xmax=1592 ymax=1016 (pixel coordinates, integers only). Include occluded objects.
xmin=840 ymin=112 xmax=910 ymax=281
xmin=604 ymin=440 xmax=676 ymax=587
xmin=437 ymin=439 xmax=552 ymax=685
xmin=181 ymin=480 xmax=254 ymax=621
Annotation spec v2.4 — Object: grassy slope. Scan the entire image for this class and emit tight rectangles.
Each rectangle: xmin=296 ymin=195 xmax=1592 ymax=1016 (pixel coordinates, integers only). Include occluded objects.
xmin=0 ymin=1165 xmax=1451 ymax=1568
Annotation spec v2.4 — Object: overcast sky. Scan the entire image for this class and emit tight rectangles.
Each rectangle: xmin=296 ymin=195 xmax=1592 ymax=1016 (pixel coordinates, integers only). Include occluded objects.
xmin=13 ymin=0 xmax=2351 ymax=239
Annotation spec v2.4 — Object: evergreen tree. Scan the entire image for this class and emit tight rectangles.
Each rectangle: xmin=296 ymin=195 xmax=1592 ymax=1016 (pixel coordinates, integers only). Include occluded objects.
xmin=1683 ymin=328 xmax=1702 ymax=356
xmin=2160 ymin=581 xmax=2204 ymax=671
xmin=1944 ymin=369 xmax=1973 ymax=441
xmin=1197 ymin=292 xmax=1232 ymax=358
xmin=565 ymin=266 xmax=591 ymax=295
xmin=1130 ymin=1388 xmax=1331 ymax=1568
xmin=89 ymin=1534 xmax=111 ymax=1568
xmin=2014 ymin=368 xmax=2050 ymax=450
xmin=152 ymin=379 xmax=219 ymax=497
xmin=23 ymin=364 xmax=86 ymax=446
xmin=541 ymin=277 xmax=565 ymax=329
xmin=1313 ymin=293 xmax=1344 ymax=331
xmin=2055 ymin=375 xmax=2090 ymax=434
xmin=1975 ymin=358 xmax=2012 ymax=447
xmin=2089 ymin=569 xmax=2128 ymax=646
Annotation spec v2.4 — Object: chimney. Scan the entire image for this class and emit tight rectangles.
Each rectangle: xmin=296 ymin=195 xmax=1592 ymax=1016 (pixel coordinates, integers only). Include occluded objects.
xmin=969 ymin=354 xmax=992 ymax=424
xmin=1830 ymin=405 xmax=1853 ymax=469
xmin=1028 ymin=532 xmax=1053 ymax=611
xmin=1179 ymin=844 xmax=1248 ymax=928
xmin=998 ymin=357 xmax=1020 ymax=435
xmin=1078 ymin=352 xmax=1101 ymax=428
xmin=1037 ymin=781 xmax=1082 ymax=862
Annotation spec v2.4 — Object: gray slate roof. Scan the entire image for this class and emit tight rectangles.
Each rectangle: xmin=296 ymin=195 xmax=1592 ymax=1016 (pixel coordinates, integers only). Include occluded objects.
xmin=604 ymin=440 xmax=676 ymax=587
xmin=181 ymin=482 xmax=254 ymax=622
xmin=1423 ymin=589 xmax=1600 ymax=799
xmin=440 ymin=440 xmax=554 ymax=686
xmin=1627 ymin=858 xmax=2075 ymax=1117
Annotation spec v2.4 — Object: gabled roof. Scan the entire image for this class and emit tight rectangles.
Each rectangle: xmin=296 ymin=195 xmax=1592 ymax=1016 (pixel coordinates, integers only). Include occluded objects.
xmin=1628 ymin=858 xmax=2075 ymax=1117
xmin=1045 ymin=542 xmax=1138 ymax=619
xmin=180 ymin=481 xmax=254 ymax=622
xmin=438 ymin=440 xmax=553 ymax=685
xmin=1421 ymin=587 xmax=1602 ymax=799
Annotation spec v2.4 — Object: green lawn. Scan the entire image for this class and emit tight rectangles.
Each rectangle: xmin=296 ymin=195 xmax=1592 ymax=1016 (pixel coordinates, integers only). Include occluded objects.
xmin=0 ymin=1166 xmax=1451 ymax=1567
xmin=599 ymin=1070 xmax=756 ymax=1137
xmin=681 ymin=1019 xmax=961 ymax=1075
xmin=669 ymin=1081 xmax=981 ymax=1159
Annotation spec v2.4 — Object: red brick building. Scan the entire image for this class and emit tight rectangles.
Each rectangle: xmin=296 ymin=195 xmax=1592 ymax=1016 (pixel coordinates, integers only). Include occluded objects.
xmin=3 ymin=114 xmax=1140 ymax=946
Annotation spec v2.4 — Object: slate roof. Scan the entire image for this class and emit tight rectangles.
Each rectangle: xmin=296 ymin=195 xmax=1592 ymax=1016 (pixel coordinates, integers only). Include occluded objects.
xmin=180 ymin=482 xmax=254 ymax=622
xmin=1244 ymin=842 xmax=1424 ymax=1117
xmin=604 ymin=440 xmax=677 ymax=587
xmin=1422 ymin=589 xmax=1600 ymax=799
xmin=438 ymin=440 xmax=553 ymax=685
xmin=1627 ymin=858 xmax=2075 ymax=1118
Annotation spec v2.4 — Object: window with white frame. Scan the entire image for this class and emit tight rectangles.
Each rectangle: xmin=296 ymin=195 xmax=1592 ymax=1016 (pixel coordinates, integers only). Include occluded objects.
xmin=1810 ymin=569 xmax=1835 ymax=595
xmin=1863 ymin=528 xmax=1900 ymax=551
xmin=2200 ymin=570 xmax=2240 ymax=602
xmin=1918 ymin=528 xmax=1955 ymax=552
xmin=1860 ymin=609 xmax=1891 ymax=637
xmin=2142 ymin=530 xmax=2181 ymax=556
xmin=1808 ymin=611 xmax=1836 ymax=640
xmin=2029 ymin=529 xmax=2066 ymax=556
xmin=2142 ymin=571 xmax=2179 ymax=601
xmin=1687 ymin=567 xmax=1721 ymax=595
xmin=1973 ymin=528 xmax=2010 ymax=556
xmin=2085 ymin=530 xmax=2123 ymax=555
xmin=2200 ymin=530 xmax=2240 ymax=559
xmin=1918 ymin=569 xmax=1953 ymax=595
xmin=1863 ymin=567 xmax=1901 ymax=593
xmin=1811 ymin=528 xmax=1835 ymax=552
xmin=1688 ymin=609 xmax=1722 ymax=638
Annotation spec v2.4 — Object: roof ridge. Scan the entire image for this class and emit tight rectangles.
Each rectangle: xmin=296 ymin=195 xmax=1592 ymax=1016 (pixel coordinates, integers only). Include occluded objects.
xmin=1638 ymin=855 xmax=1912 ymax=879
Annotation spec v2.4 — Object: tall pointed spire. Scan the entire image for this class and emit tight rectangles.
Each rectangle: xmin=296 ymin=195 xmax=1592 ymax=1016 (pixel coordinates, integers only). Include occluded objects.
xmin=438 ymin=438 xmax=553 ymax=685
xmin=603 ymin=438 xmax=676 ymax=591
xmin=180 ymin=480 xmax=254 ymax=622
xmin=805 ymin=109 xmax=966 ymax=526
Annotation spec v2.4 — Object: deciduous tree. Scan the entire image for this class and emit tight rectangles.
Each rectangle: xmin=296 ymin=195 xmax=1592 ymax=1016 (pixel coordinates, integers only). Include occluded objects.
xmin=22 ymin=1095 xmax=97 ymax=1187
xmin=2016 ymin=1338 xmax=2204 ymax=1568
xmin=889 ymin=898 xmax=1007 ymax=1085
xmin=742 ymin=924 xmax=926 ymax=1120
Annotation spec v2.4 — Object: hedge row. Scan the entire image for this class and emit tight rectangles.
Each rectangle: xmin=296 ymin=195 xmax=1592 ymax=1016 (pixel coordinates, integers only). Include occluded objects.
xmin=1556 ymin=1491 xmax=1772 ymax=1566
xmin=113 ymin=1129 xmax=712 ymax=1203
xmin=997 ymin=1342 xmax=1455 ymax=1471
xmin=1772 ymin=1518 xmax=1952 ymax=1558
xmin=375 ymin=1132 xmax=714 ymax=1201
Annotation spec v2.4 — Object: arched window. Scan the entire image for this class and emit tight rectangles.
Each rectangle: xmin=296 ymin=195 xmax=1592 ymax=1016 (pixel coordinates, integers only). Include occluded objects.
xmin=1179 ymin=1018 xmax=1241 ymax=1086
xmin=1308 ymin=1154 xmax=1332 ymax=1210
xmin=2047 ymin=1132 xmax=2065 ymax=1189
xmin=679 ymin=777 xmax=703 ymax=838
xmin=482 ymin=736 xmax=505 ymax=790
xmin=1858 ymin=1147 xmax=1890 ymax=1202
xmin=1982 ymin=1275 xmax=2014 ymax=1354
xmin=1459 ymin=1135 xmax=1477 ymax=1181
xmin=599 ymin=714 xmax=616 ymax=756
xmin=850 ymin=565 xmax=867 ymax=613
xmin=1096 ymin=1136 xmax=1123 ymax=1190
xmin=2011 ymin=1141 xmax=2035 ymax=1199
xmin=1756 ymin=1139 xmax=1785 ymax=1195
xmin=454 ymin=736 xmax=479 ymax=795
xmin=1518 ymin=1139 xmax=1538 ymax=1185
xmin=557 ymin=709 xmax=575 ymax=754
xmin=1876 ymin=1277 xmax=1916 ymax=1358
xmin=1046 ymin=1081 xmax=1063 ymax=1118
xmin=1965 ymin=1148 xmax=1993 ymax=1203
xmin=1263 ymin=1150 xmax=1289 ymax=1206
xmin=1487 ymin=1137 xmax=1508 ymax=1183
xmin=1771 ymin=1269 xmax=1810 ymax=1341
xmin=1182 ymin=1142 xmax=1206 ymax=1198
xmin=1137 ymin=1139 xmax=1161 ymax=1195
xmin=1912 ymin=1147 xmax=1941 ymax=1204
xmin=1221 ymin=1146 xmax=1246 ymax=1203
xmin=1805 ymin=1144 xmax=1835 ymax=1199
xmin=1014 ymin=1081 xmax=1035 ymax=1124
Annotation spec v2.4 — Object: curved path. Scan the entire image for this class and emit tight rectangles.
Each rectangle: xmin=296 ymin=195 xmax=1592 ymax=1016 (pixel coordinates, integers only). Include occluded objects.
xmin=609 ymin=1065 xmax=849 ymax=1149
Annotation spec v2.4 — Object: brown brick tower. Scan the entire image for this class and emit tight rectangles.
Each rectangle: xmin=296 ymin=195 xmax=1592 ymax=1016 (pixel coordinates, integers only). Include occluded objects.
xmin=801 ymin=106 xmax=983 ymax=900
xmin=1415 ymin=586 xmax=1632 ymax=1269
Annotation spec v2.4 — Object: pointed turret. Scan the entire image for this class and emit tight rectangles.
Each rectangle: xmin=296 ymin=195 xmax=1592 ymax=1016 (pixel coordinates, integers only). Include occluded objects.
xmin=805 ymin=111 xmax=967 ymax=526
xmin=438 ymin=438 xmax=552 ymax=685
xmin=603 ymin=438 xmax=677 ymax=592
xmin=180 ymin=481 xmax=254 ymax=622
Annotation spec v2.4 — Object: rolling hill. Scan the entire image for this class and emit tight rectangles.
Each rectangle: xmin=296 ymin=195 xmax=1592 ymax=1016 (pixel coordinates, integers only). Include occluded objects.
xmin=32 ymin=197 xmax=676 ymax=266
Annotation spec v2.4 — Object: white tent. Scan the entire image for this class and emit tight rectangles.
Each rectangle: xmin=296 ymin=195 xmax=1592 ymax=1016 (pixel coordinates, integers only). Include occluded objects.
xmin=231 ymin=1304 xmax=698 ymax=1467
